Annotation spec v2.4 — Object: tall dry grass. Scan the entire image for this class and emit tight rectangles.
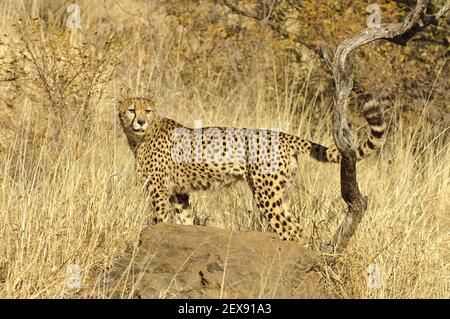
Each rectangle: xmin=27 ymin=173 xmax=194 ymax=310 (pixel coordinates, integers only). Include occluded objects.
xmin=0 ymin=0 xmax=448 ymax=298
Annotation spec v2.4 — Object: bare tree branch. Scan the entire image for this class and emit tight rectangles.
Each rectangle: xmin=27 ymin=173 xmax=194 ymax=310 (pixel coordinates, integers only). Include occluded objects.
xmin=223 ymin=0 xmax=262 ymax=20
xmin=223 ymin=0 xmax=322 ymax=55
xmin=323 ymin=0 xmax=449 ymax=253
xmin=222 ymin=0 xmax=380 ymax=99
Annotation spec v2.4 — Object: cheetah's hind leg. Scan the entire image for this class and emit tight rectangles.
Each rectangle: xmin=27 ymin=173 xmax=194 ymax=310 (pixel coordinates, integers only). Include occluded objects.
xmin=247 ymin=171 xmax=304 ymax=242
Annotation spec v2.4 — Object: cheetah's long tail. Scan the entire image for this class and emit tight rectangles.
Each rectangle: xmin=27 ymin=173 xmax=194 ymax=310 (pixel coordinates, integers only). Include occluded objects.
xmin=297 ymin=100 xmax=386 ymax=163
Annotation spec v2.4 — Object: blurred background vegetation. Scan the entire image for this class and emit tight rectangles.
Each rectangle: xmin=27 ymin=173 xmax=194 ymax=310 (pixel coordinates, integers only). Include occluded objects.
xmin=1 ymin=0 xmax=449 ymax=120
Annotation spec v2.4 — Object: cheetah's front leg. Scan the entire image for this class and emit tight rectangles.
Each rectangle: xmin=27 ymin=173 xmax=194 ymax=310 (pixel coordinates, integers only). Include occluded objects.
xmin=146 ymin=185 xmax=172 ymax=224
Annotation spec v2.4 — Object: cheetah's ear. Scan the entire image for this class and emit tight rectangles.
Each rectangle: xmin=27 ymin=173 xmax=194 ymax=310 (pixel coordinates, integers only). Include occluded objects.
xmin=115 ymin=87 xmax=133 ymax=109
xmin=118 ymin=87 xmax=133 ymax=100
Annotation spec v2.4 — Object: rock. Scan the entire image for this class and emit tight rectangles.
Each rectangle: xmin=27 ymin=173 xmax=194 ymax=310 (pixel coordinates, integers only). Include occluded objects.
xmin=108 ymin=224 xmax=332 ymax=298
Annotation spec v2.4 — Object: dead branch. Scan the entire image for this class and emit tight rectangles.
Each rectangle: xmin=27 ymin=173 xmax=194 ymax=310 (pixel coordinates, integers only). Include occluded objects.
xmin=222 ymin=0 xmax=376 ymax=100
xmin=323 ymin=0 xmax=449 ymax=253
xmin=223 ymin=0 xmax=322 ymax=56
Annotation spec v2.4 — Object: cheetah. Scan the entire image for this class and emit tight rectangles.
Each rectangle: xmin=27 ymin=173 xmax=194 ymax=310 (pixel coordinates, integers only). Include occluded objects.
xmin=118 ymin=97 xmax=385 ymax=241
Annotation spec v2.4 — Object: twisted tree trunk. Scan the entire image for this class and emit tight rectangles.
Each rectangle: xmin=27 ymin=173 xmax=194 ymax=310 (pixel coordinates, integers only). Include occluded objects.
xmin=322 ymin=0 xmax=449 ymax=253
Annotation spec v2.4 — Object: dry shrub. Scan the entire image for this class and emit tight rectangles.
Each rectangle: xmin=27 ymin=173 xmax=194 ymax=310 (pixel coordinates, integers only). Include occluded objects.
xmin=1 ymin=19 xmax=120 ymax=145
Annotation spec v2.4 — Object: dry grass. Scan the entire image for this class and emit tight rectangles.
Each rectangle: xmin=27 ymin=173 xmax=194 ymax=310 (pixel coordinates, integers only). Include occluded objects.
xmin=0 ymin=0 xmax=448 ymax=298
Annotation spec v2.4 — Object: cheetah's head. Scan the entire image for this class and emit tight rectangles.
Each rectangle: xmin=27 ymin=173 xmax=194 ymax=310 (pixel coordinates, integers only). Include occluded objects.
xmin=117 ymin=97 xmax=156 ymax=139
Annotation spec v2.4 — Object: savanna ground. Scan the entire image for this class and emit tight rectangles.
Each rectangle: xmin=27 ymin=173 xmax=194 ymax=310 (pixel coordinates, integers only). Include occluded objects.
xmin=0 ymin=0 xmax=448 ymax=298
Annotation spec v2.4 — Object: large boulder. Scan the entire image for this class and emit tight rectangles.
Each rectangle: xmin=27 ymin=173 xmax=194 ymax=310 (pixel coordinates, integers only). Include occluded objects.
xmin=109 ymin=224 xmax=332 ymax=298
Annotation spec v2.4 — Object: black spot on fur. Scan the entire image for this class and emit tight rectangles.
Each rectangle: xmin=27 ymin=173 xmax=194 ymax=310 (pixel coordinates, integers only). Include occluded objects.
xmin=358 ymin=148 xmax=365 ymax=158
xmin=366 ymin=116 xmax=383 ymax=126
xmin=371 ymin=128 xmax=384 ymax=139
xmin=310 ymin=143 xmax=328 ymax=162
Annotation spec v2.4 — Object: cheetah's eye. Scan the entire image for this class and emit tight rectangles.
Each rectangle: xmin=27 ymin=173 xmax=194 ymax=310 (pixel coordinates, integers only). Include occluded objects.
xmin=145 ymin=110 xmax=152 ymax=114
xmin=128 ymin=109 xmax=135 ymax=113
